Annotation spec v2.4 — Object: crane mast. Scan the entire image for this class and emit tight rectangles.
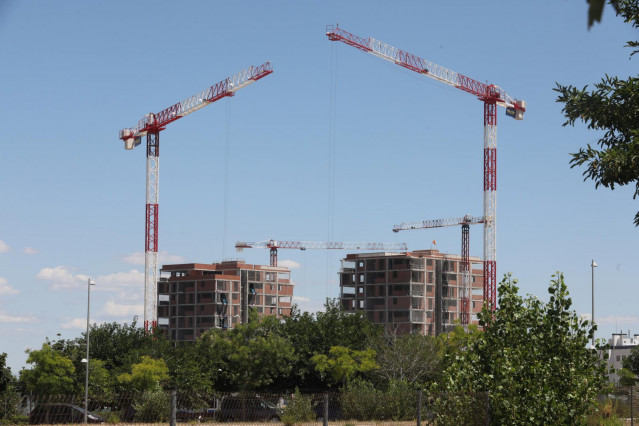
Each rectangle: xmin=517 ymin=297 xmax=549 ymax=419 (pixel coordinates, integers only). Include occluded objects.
xmin=393 ymin=214 xmax=483 ymax=326
xmin=236 ymin=239 xmax=408 ymax=267
xmin=119 ymin=62 xmax=273 ymax=330
xmin=326 ymin=25 xmax=525 ymax=310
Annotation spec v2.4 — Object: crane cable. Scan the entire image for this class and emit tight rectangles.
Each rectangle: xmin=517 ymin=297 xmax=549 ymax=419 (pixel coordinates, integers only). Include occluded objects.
xmin=327 ymin=43 xmax=338 ymax=298
xmin=222 ymin=97 xmax=231 ymax=260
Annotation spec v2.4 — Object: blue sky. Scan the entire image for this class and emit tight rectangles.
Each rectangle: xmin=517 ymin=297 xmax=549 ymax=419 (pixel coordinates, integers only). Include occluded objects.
xmin=0 ymin=1 xmax=636 ymax=374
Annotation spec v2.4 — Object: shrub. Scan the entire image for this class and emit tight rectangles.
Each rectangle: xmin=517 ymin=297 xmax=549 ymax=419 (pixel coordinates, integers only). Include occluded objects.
xmin=281 ymin=389 xmax=314 ymax=426
xmin=133 ymin=388 xmax=170 ymax=422
xmin=103 ymin=411 xmax=120 ymax=424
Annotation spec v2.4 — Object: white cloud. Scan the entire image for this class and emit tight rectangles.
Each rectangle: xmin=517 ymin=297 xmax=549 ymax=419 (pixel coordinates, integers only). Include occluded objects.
xmin=0 ymin=311 xmax=37 ymax=323
xmin=122 ymin=251 xmax=187 ymax=266
xmin=278 ymin=259 xmax=302 ymax=269
xmin=292 ymin=296 xmax=325 ymax=314
xmin=61 ymin=318 xmax=102 ymax=330
xmin=0 ymin=278 xmax=18 ymax=295
xmin=36 ymin=266 xmax=143 ymax=292
xmin=102 ymin=301 xmax=143 ymax=318
xmin=95 ymin=270 xmax=144 ymax=290
xmin=36 ymin=266 xmax=89 ymax=289
xmin=22 ymin=246 xmax=39 ymax=255
xmin=0 ymin=241 xmax=9 ymax=253
xmin=121 ymin=252 xmax=144 ymax=265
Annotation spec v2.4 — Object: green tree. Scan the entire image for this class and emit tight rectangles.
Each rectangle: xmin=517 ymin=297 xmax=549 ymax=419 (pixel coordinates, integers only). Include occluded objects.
xmin=85 ymin=359 xmax=115 ymax=395
xmin=587 ymin=0 xmax=621 ymax=28
xmin=117 ymin=356 xmax=169 ymax=392
xmin=197 ymin=314 xmax=295 ymax=392
xmin=371 ymin=331 xmax=442 ymax=385
xmin=433 ymin=273 xmax=609 ymax=425
xmin=556 ymin=0 xmax=639 ymax=225
xmin=20 ymin=344 xmax=76 ymax=394
xmin=280 ymin=300 xmax=380 ymax=390
xmin=312 ymin=346 xmax=378 ymax=387
xmin=623 ymin=345 xmax=639 ymax=376
xmin=618 ymin=367 xmax=637 ymax=386
xmin=0 ymin=353 xmax=15 ymax=394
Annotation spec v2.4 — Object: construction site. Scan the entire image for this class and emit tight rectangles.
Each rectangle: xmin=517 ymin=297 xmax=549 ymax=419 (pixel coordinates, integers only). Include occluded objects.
xmin=116 ymin=24 xmax=525 ymax=339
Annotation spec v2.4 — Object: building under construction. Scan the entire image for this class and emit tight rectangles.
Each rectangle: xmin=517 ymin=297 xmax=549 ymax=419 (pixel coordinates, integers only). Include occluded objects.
xmin=339 ymin=250 xmax=483 ymax=335
xmin=157 ymin=260 xmax=293 ymax=341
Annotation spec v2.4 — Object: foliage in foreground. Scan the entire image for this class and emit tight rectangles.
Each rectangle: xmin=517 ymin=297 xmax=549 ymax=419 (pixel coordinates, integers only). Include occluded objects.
xmin=432 ymin=273 xmax=609 ymax=425
xmin=280 ymin=388 xmax=315 ymax=426
xmin=556 ymin=0 xmax=639 ymax=226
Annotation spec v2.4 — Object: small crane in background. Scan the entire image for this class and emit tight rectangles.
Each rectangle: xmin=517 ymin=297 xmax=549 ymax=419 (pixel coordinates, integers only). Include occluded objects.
xmin=393 ymin=215 xmax=484 ymax=326
xmin=236 ymin=239 xmax=408 ymax=267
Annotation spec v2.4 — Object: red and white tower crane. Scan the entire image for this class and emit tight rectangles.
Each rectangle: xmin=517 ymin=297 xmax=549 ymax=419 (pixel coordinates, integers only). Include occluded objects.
xmin=326 ymin=25 xmax=525 ymax=310
xmin=235 ymin=239 xmax=408 ymax=267
xmin=393 ymin=215 xmax=484 ymax=326
xmin=119 ymin=62 xmax=273 ymax=330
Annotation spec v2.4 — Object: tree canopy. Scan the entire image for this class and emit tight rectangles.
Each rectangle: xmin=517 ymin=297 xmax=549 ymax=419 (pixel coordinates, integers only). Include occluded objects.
xmin=433 ymin=274 xmax=609 ymax=424
xmin=556 ymin=0 xmax=639 ymax=225
xmin=20 ymin=344 xmax=76 ymax=395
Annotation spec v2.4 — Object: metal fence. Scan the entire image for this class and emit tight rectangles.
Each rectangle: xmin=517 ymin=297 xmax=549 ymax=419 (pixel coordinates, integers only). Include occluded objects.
xmin=31 ymin=386 xmax=639 ymax=425
xmin=2 ymin=389 xmax=454 ymax=425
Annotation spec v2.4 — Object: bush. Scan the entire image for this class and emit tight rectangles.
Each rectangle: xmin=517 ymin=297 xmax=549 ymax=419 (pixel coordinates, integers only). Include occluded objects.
xmin=133 ymin=388 xmax=170 ymax=422
xmin=341 ymin=378 xmax=379 ymax=420
xmin=430 ymin=391 xmax=488 ymax=426
xmin=341 ymin=378 xmax=416 ymax=421
xmin=280 ymin=389 xmax=314 ymax=426
xmin=1 ymin=414 xmax=28 ymax=424
xmin=103 ymin=411 xmax=120 ymax=424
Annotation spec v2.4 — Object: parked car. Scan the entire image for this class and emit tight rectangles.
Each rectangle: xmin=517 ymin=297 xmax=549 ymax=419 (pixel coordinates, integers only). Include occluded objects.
xmin=176 ymin=408 xmax=216 ymax=422
xmin=29 ymin=403 xmax=105 ymax=424
xmin=217 ymin=397 xmax=281 ymax=422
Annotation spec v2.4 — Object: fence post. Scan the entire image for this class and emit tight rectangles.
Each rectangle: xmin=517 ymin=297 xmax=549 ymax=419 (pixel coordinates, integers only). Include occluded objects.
xmin=631 ymin=386 xmax=634 ymax=426
xmin=417 ymin=389 xmax=422 ymax=426
xmin=323 ymin=393 xmax=329 ymax=426
xmin=170 ymin=389 xmax=176 ymax=426
xmin=484 ymin=391 xmax=490 ymax=426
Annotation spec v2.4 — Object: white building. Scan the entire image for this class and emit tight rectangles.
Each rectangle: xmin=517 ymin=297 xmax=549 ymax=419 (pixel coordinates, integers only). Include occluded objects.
xmin=603 ymin=332 xmax=639 ymax=384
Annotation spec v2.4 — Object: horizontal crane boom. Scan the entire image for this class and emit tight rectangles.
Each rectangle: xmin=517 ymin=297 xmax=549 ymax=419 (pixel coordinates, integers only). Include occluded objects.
xmin=119 ymin=62 xmax=273 ymax=149
xmin=236 ymin=240 xmax=408 ymax=251
xmin=326 ymin=25 xmax=525 ymax=118
xmin=393 ymin=215 xmax=484 ymax=232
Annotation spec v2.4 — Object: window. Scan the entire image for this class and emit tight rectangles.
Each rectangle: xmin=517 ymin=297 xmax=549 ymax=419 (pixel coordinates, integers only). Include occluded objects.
xmin=428 ymin=298 xmax=433 ymax=310
xmin=393 ymin=297 xmax=397 ymax=305
xmin=617 ymin=355 xmax=621 ymax=362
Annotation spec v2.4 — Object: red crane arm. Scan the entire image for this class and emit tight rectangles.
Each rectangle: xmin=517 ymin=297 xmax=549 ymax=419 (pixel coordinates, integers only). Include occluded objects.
xmin=326 ymin=25 xmax=525 ymax=117
xmin=119 ymin=62 xmax=273 ymax=149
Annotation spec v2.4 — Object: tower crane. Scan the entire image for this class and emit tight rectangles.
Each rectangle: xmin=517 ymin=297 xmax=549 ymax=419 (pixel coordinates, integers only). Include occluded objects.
xmin=118 ymin=62 xmax=273 ymax=330
xmin=326 ymin=25 xmax=526 ymax=310
xmin=235 ymin=239 xmax=408 ymax=267
xmin=393 ymin=214 xmax=483 ymax=326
